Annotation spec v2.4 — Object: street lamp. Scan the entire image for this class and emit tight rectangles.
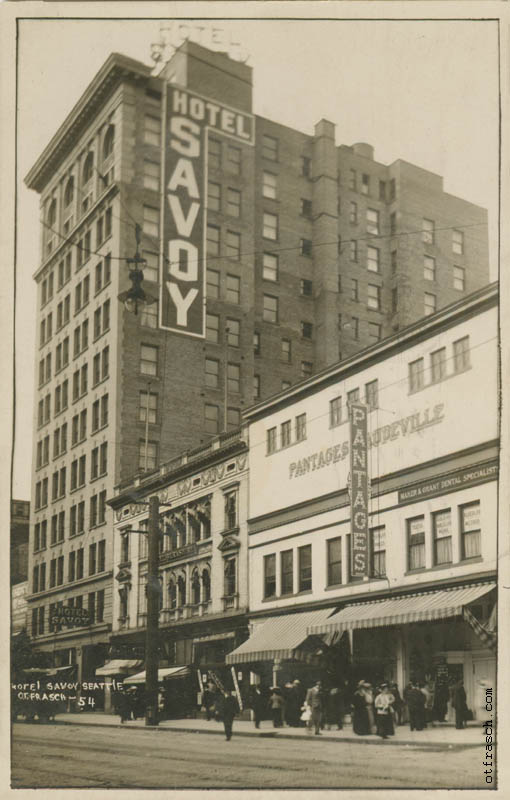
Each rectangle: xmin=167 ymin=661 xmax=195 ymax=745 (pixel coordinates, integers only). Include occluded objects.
xmin=117 ymin=224 xmax=157 ymax=315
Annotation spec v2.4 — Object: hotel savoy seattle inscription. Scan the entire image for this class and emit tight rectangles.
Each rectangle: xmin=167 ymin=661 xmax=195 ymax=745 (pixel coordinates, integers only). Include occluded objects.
xmin=349 ymin=402 xmax=369 ymax=577
xmin=160 ymin=87 xmax=254 ymax=335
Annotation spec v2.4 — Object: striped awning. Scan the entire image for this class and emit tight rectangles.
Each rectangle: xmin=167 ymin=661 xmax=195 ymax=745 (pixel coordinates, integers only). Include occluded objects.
xmin=193 ymin=632 xmax=236 ymax=644
xmin=308 ymin=583 xmax=496 ymax=636
xmin=124 ymin=666 xmax=189 ymax=685
xmin=225 ymin=607 xmax=335 ymax=665
xmin=95 ymin=659 xmax=142 ymax=677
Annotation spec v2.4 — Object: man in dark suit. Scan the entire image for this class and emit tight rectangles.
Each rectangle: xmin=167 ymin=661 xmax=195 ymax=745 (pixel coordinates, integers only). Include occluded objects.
xmin=217 ymin=690 xmax=239 ymax=741
xmin=305 ymin=680 xmax=324 ymax=735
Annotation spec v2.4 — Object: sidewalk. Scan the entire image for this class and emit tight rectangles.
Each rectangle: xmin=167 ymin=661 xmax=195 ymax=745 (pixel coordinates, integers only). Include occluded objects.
xmin=51 ymin=712 xmax=484 ymax=749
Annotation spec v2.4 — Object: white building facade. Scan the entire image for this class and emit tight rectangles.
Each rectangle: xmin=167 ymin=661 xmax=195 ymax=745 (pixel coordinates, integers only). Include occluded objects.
xmin=228 ymin=284 xmax=498 ymax=718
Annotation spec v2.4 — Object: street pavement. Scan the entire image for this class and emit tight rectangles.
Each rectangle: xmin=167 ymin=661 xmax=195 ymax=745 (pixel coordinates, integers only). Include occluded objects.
xmin=12 ymin=720 xmax=489 ymax=789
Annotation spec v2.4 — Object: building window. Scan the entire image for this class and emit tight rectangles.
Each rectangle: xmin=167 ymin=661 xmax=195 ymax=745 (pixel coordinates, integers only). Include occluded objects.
xmin=349 ymin=201 xmax=358 ymax=224
xmin=367 ymin=247 xmax=380 ymax=273
xmin=263 ymin=253 xmax=278 ymax=282
xmin=267 ymin=427 xmax=277 ymax=454
xmin=226 ymin=188 xmax=241 ymax=218
xmin=348 ymin=169 xmax=356 ymax=190
xmin=432 ymin=510 xmax=452 ymax=565
xmin=263 ymin=212 xmax=278 ymax=241
xmin=424 ymin=255 xmax=436 ymax=281
xmin=227 ymin=407 xmax=240 ymax=429
xmin=368 ymin=322 xmax=381 ymax=342
xmin=208 ymin=137 xmax=221 ymax=171
xmin=298 ymin=544 xmax=312 ymax=592
xmin=224 ymin=490 xmax=238 ymax=530
xmin=224 ymin=558 xmax=237 ymax=597
xmin=262 ymin=172 xmax=277 ymax=199
xmin=301 ymin=156 xmax=311 ymax=178
xmin=424 ymin=292 xmax=436 ymax=316
xmin=226 ymin=318 xmax=240 ymax=347
xmin=281 ymin=338 xmax=291 ymax=363
xmin=139 ymin=391 xmax=157 ymax=423
xmin=327 ymin=537 xmax=342 ymax=586
xmin=347 ymin=388 xmax=360 ymax=406
xmin=142 ymin=251 xmax=158 ymax=283
xmin=264 ymin=554 xmax=276 ymax=598
xmin=300 ymin=279 xmax=313 ymax=297
xmin=280 ymin=550 xmax=294 ymax=595
xmin=206 ymin=313 xmax=219 ymax=343
xmin=366 ymin=208 xmax=379 ymax=235
xmin=280 ymin=420 xmax=291 ymax=448
xmin=369 ymin=527 xmax=386 ymax=577
xmin=407 ymin=517 xmax=425 ymax=570
xmin=361 ymin=173 xmax=370 ymax=195
xmin=253 ymin=331 xmax=261 ymax=356
xmin=143 ymin=160 xmax=160 ymax=192
xmin=227 ymin=362 xmax=240 ymax=394
xmin=452 ymin=229 xmax=464 ymax=255
xmin=140 ymin=302 xmax=158 ymax=329
xmin=453 ymin=336 xmax=470 ymax=372
xmin=204 ymin=404 xmax=219 ymax=435
xmin=295 ymin=412 xmax=307 ymax=441
xmin=409 ymin=357 xmax=424 ymax=393
xmin=206 ymin=225 xmax=220 ymax=256
xmin=430 ymin=347 xmax=447 ymax=383
xmin=204 ymin=358 xmax=219 ymax=389
xmin=350 ymin=240 xmax=358 ymax=262
xmin=350 ymin=278 xmax=359 ymax=302
xmin=390 ymin=212 xmax=397 ymax=236
xmin=142 ymin=206 xmax=159 ymax=239
xmin=365 ymin=379 xmax=378 ymax=409
xmin=207 ymin=182 xmax=221 ymax=212
xmin=144 ymin=115 xmax=161 ymax=146
xmin=422 ymin=218 xmax=435 ymax=244
xmin=253 ymin=374 xmax=260 ymax=399
xmin=301 ymin=361 xmax=313 ymax=378
xmin=300 ymin=238 xmax=312 ymax=257
xmin=206 ymin=268 xmax=220 ymax=299
xmin=140 ymin=344 xmax=158 ymax=376
xmin=301 ymin=321 xmax=313 ymax=339
xmin=263 ymin=294 xmax=278 ymax=323
xmin=367 ymin=284 xmax=381 ymax=310
xmin=262 ymin=134 xmax=278 ymax=161
xmin=300 ymin=198 xmax=312 ymax=219
xmin=460 ymin=501 xmax=481 ymax=559
xmin=226 ymin=274 xmax=240 ymax=304
xmin=226 ymin=231 xmax=241 ymax=260
xmin=139 ymin=440 xmax=157 ymax=471
xmin=453 ymin=266 xmax=465 ymax=291
xmin=330 ymin=396 xmax=342 ymax=427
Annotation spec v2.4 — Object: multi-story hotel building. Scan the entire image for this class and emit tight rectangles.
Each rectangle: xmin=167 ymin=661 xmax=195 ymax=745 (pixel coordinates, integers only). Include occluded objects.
xmin=227 ymin=283 xmax=498 ymax=718
xmin=24 ymin=40 xmax=489 ymax=683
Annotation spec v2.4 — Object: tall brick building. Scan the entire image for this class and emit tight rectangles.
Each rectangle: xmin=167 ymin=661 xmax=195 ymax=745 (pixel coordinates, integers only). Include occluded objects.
xmin=24 ymin=41 xmax=489 ymax=679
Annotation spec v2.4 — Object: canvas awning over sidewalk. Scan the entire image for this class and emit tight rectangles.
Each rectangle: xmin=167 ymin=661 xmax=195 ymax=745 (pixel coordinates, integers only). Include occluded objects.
xmin=226 ymin=607 xmax=335 ymax=664
xmin=308 ymin=582 xmax=496 ymax=636
xmin=124 ymin=666 xmax=189 ymax=684
xmin=95 ymin=660 xmax=143 ymax=676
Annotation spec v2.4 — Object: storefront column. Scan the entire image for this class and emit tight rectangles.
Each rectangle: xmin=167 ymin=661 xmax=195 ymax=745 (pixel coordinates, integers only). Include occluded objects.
xmin=395 ymin=628 xmax=405 ymax=690
xmin=272 ymin=658 xmax=281 ymax=687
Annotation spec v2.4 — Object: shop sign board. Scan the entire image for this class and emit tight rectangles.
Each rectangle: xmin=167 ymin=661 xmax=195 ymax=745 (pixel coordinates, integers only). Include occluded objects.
xmin=160 ymin=86 xmax=254 ymax=336
xmin=349 ymin=402 xmax=369 ymax=577
xmin=398 ymin=461 xmax=498 ymax=506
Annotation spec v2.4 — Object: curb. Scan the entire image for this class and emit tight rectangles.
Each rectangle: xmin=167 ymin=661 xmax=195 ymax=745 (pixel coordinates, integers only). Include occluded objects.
xmin=46 ymin=719 xmax=481 ymax=750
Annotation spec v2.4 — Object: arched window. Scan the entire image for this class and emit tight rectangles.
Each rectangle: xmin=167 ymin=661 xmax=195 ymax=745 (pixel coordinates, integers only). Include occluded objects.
xmin=47 ymin=198 xmax=57 ymax=227
xmin=168 ymin=578 xmax=177 ymax=609
xmin=202 ymin=569 xmax=211 ymax=602
xmin=191 ymin=570 xmax=201 ymax=605
xmin=177 ymin=575 xmax=186 ymax=607
xmin=64 ymin=178 xmax=74 ymax=208
xmin=224 ymin=557 xmax=236 ymax=597
xmin=103 ymin=125 xmax=114 ymax=160
xmin=83 ymin=152 xmax=94 ymax=184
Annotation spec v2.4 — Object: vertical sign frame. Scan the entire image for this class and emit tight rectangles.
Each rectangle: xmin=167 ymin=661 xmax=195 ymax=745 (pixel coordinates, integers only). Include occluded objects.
xmin=349 ymin=402 xmax=370 ymax=577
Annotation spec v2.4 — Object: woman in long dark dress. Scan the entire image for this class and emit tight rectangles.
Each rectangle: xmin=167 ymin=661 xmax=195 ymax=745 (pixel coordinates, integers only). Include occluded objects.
xmin=375 ymin=684 xmax=395 ymax=739
xmin=352 ymin=682 xmax=370 ymax=735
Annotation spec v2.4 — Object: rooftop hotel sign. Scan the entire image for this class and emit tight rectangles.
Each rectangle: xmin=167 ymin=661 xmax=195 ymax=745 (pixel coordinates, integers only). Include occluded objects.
xmin=160 ymin=86 xmax=254 ymax=336
xmin=349 ymin=402 xmax=369 ymax=577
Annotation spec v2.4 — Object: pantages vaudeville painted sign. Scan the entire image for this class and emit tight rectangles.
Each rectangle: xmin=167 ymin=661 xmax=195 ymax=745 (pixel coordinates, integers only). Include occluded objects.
xmin=349 ymin=402 xmax=370 ymax=577
xmin=160 ymin=86 xmax=254 ymax=336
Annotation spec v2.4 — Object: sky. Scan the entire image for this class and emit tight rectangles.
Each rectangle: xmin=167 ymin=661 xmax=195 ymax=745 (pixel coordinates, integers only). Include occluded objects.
xmin=13 ymin=15 xmax=500 ymax=498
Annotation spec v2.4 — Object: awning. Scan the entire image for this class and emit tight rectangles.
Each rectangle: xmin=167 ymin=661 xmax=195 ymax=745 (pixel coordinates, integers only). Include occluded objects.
xmin=95 ymin=659 xmax=143 ymax=677
xmin=309 ymin=583 xmax=496 ymax=636
xmin=225 ymin=607 xmax=335 ymax=665
xmin=124 ymin=666 xmax=189 ymax=685
xmin=463 ymin=603 xmax=497 ymax=651
xmin=193 ymin=632 xmax=236 ymax=644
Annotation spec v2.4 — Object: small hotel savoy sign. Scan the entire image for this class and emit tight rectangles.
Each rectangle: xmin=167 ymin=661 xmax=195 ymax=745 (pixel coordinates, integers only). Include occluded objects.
xmin=160 ymin=87 xmax=254 ymax=336
xmin=349 ymin=402 xmax=369 ymax=577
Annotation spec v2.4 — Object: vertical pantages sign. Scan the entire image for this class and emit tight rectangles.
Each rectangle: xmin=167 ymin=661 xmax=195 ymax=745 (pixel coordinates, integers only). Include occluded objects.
xmin=349 ymin=402 xmax=369 ymax=576
xmin=160 ymin=85 xmax=254 ymax=336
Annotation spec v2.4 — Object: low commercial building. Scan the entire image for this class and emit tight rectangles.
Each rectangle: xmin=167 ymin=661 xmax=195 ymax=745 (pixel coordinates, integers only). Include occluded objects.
xmin=227 ymin=283 xmax=498 ymax=719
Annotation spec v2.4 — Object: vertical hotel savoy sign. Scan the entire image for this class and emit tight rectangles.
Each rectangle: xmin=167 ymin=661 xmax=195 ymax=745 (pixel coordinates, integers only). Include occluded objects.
xmin=349 ymin=402 xmax=370 ymax=577
xmin=160 ymin=86 xmax=254 ymax=335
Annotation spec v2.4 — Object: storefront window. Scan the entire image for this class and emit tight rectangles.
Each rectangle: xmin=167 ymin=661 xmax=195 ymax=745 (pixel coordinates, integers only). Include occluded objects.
xmin=432 ymin=509 xmax=452 ymax=565
xmin=298 ymin=544 xmax=312 ymax=591
xmin=264 ymin=554 xmax=276 ymax=598
xmin=407 ymin=517 xmax=425 ymax=570
xmin=460 ymin=502 xmax=481 ymax=559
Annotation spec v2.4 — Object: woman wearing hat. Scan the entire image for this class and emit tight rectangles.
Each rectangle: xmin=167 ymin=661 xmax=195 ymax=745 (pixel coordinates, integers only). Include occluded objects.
xmin=352 ymin=681 xmax=370 ymax=735
xmin=375 ymin=683 xmax=395 ymax=739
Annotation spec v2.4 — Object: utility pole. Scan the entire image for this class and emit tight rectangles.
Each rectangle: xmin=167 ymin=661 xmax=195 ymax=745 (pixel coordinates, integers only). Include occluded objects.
xmin=145 ymin=495 xmax=160 ymax=725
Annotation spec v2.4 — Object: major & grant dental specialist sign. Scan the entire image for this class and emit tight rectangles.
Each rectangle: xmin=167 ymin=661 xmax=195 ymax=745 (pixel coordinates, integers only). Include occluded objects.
xmin=160 ymin=86 xmax=254 ymax=336
xmin=349 ymin=402 xmax=369 ymax=577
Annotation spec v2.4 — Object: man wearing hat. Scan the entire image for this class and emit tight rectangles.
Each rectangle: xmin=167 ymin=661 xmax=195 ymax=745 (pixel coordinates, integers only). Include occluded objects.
xmin=305 ymin=680 xmax=324 ymax=735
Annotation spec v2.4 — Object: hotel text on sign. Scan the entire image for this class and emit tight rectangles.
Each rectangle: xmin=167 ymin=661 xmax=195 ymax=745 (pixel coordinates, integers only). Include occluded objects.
xmin=160 ymin=87 xmax=254 ymax=336
xmin=349 ymin=402 xmax=369 ymax=577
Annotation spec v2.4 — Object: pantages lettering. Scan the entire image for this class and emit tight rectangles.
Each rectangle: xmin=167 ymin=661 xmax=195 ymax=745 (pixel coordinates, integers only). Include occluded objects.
xmin=289 ymin=404 xmax=445 ymax=480
xmin=349 ymin=403 xmax=369 ymax=576
xmin=161 ymin=87 xmax=254 ymax=336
